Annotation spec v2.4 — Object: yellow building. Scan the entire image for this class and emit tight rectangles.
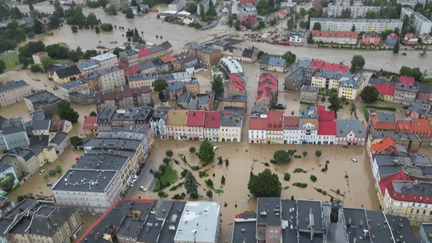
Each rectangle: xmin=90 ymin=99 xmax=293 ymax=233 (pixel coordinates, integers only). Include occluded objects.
xmin=311 ymin=70 xmax=340 ymax=90
xmin=33 ymin=145 xmax=58 ymax=166
xmin=53 ymin=65 xmax=81 ymax=84
xmin=337 ymin=74 xmax=365 ymax=100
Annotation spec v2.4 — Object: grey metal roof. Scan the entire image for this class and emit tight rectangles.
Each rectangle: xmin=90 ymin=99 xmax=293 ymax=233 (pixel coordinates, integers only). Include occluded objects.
xmin=232 ymin=220 xmax=256 ymax=243
xmin=25 ymin=91 xmax=61 ymax=106
xmin=188 ymin=93 xmax=211 ymax=110
xmin=52 ymin=169 xmax=118 ymax=192
xmin=0 ymin=80 xmax=29 ymax=93
xmin=336 ymin=119 xmax=366 ymax=138
xmin=83 ymin=71 xmax=101 ymax=79
xmin=242 ymin=46 xmax=257 ymax=58
xmin=257 ymin=197 xmax=281 ymax=226
xmin=410 ymin=154 xmax=431 ymax=166
xmin=223 ymin=95 xmax=247 ymax=103
xmin=148 ymin=41 xmax=172 ymax=54
xmin=167 ymin=81 xmax=183 ymax=92
xmin=76 ymin=153 xmax=129 ymax=171
xmin=311 ymin=17 xmax=403 ymax=23
xmin=260 ymin=56 xmax=286 ymax=67
xmin=97 ymin=106 xmax=118 ymax=120
xmin=299 ymin=105 xmax=318 ymax=119
xmin=7 ymin=148 xmax=35 ymax=161
xmin=286 ymin=66 xmax=305 ymax=80
xmin=50 ymin=132 xmax=68 ymax=145
xmin=342 ymin=208 xmax=370 ymax=243
xmin=408 ymin=101 xmax=430 ymax=115
xmin=297 ymin=59 xmax=312 ymax=68
xmin=281 ymin=199 xmax=297 ymax=243
xmin=28 ymin=204 xmax=77 ymax=237
xmin=371 ymin=132 xmax=421 ymax=142
xmin=419 ymin=83 xmax=432 ymax=93
xmin=316 ymin=69 xmax=341 ymax=79
xmin=151 ymin=107 xmax=170 ymax=120
xmin=127 ymin=72 xmax=158 ymax=81
xmin=78 ymin=60 xmax=99 ymax=70
xmin=1 ymin=117 xmax=27 ymax=135
xmin=393 ymin=181 xmax=432 ymax=197
xmin=220 ymin=113 xmax=241 ymax=127
xmin=301 ymin=84 xmax=318 ymax=92
xmin=374 ymin=110 xmax=396 ymax=122
xmin=121 ymin=49 xmax=138 ymax=56
xmin=98 ymin=66 xmax=122 ymax=76
xmin=368 ymin=77 xmax=386 ymax=85
xmin=385 ymin=215 xmax=418 ymax=243
xmin=188 ymin=42 xmax=217 ymax=54
xmin=395 ymin=82 xmax=419 ymax=92
xmin=339 ymin=74 xmax=365 ymax=89
xmin=137 ymin=61 xmax=155 ymax=71
xmin=54 ymin=65 xmax=81 ymax=79
xmin=60 ymin=80 xmax=87 ymax=90
xmin=177 ymin=93 xmax=193 ymax=106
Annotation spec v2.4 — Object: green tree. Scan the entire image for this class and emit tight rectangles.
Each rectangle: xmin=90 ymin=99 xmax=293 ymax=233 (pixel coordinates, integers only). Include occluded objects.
xmin=284 ymin=173 xmax=290 ymax=181
xmin=40 ymin=56 xmax=54 ymax=69
xmin=302 ymin=151 xmax=308 ymax=157
xmin=313 ymin=22 xmax=321 ymax=30
xmin=68 ymin=50 xmax=80 ymax=62
xmin=206 ymin=190 xmax=213 ymax=198
xmin=205 ymin=179 xmax=213 ymax=188
xmin=105 ymin=4 xmax=117 ymax=15
xmin=125 ymin=8 xmax=134 ymax=19
xmin=152 ymin=79 xmax=167 ymax=92
xmin=327 ymin=94 xmax=342 ymax=115
xmin=221 ymin=175 xmax=225 ymax=184
xmin=43 ymin=174 xmax=48 ymax=180
xmin=287 ymin=17 xmax=295 ymax=29
xmin=189 ymin=146 xmax=196 ymax=154
xmin=0 ymin=60 xmax=5 ymax=74
xmin=100 ymin=23 xmax=113 ymax=31
xmin=199 ymin=4 xmax=205 ymax=16
xmin=207 ymin=0 xmax=217 ymax=16
xmin=364 ymin=10 xmax=376 ymax=19
xmin=166 ymin=150 xmax=173 ymax=158
xmin=57 ymin=100 xmax=79 ymax=123
xmin=350 ymin=55 xmax=365 ymax=73
xmin=30 ymin=64 xmax=42 ymax=73
xmin=11 ymin=7 xmax=22 ymax=19
xmin=185 ymin=2 xmax=197 ymax=13
xmin=360 ymin=86 xmax=379 ymax=103
xmin=49 ymin=15 xmax=61 ymax=29
xmin=90 ymin=111 xmax=97 ymax=116
xmin=310 ymin=175 xmax=317 ymax=182
xmin=212 ymin=75 xmax=224 ymax=95
xmin=281 ymin=51 xmax=296 ymax=65
xmin=87 ymin=13 xmax=99 ymax=25
xmin=248 ymin=169 xmax=282 ymax=197
xmin=84 ymin=50 xmax=98 ymax=59
xmin=351 ymin=24 xmax=355 ymax=31
xmin=299 ymin=8 xmax=307 ymax=17
xmin=70 ymin=136 xmax=83 ymax=148
xmin=270 ymin=150 xmax=291 ymax=164
xmin=315 ymin=150 xmax=322 ymax=158
xmin=386 ymin=6 xmax=398 ymax=19
xmin=113 ymin=47 xmax=122 ymax=58
xmin=197 ymin=139 xmax=215 ymax=166
xmin=55 ymin=165 xmax=62 ymax=174
xmin=184 ymin=171 xmax=198 ymax=195
xmin=307 ymin=33 xmax=314 ymax=43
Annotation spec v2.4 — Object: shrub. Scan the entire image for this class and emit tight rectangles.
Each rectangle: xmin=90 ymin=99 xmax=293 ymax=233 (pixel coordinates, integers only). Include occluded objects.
xmin=173 ymin=159 xmax=180 ymax=165
xmin=336 ymin=189 xmax=340 ymax=194
xmin=326 ymin=160 xmax=330 ymax=164
xmin=166 ymin=150 xmax=173 ymax=157
xmin=284 ymin=173 xmax=290 ymax=181
xmin=294 ymin=155 xmax=302 ymax=158
xmin=43 ymin=174 xmax=48 ymax=180
xmin=163 ymin=157 xmax=170 ymax=164
xmin=225 ymin=159 xmax=229 ymax=167
xmin=71 ymin=164 xmax=76 ymax=168
xmin=30 ymin=64 xmax=42 ymax=73
xmin=199 ymin=171 xmax=209 ymax=178
xmin=159 ymin=164 xmax=166 ymax=172
xmin=217 ymin=156 xmax=223 ymax=164
xmin=221 ymin=175 xmax=225 ymax=185
xmin=264 ymin=162 xmax=270 ymax=167
xmin=206 ymin=190 xmax=213 ymax=198
xmin=191 ymin=166 xmax=200 ymax=170
xmin=190 ymin=193 xmax=199 ymax=199
xmin=293 ymin=182 xmax=308 ymax=188
xmin=310 ymin=175 xmax=317 ymax=182
xmin=158 ymin=191 xmax=168 ymax=198
xmin=205 ymin=179 xmax=214 ymax=188
xmin=181 ymin=169 xmax=188 ymax=178
xmin=215 ymin=189 xmax=223 ymax=194
xmin=345 ymin=175 xmax=349 ymax=178
xmin=54 ymin=165 xmax=62 ymax=174
xmin=322 ymin=190 xmax=327 ymax=195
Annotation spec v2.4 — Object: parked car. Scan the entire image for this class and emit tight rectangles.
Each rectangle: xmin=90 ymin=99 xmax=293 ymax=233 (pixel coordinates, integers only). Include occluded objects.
xmin=351 ymin=158 xmax=357 ymax=162
xmin=46 ymin=182 xmax=53 ymax=186
xmin=140 ymin=186 xmax=147 ymax=192
xmin=39 ymin=170 xmax=45 ymax=175
xmin=213 ymin=146 xmax=218 ymax=151
xmin=150 ymin=168 xmax=156 ymax=174
xmin=276 ymin=103 xmax=287 ymax=109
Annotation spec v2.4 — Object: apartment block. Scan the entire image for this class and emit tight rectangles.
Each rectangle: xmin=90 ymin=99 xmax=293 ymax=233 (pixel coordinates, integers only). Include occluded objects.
xmin=310 ymin=18 xmax=403 ymax=32
xmin=0 ymin=80 xmax=32 ymax=107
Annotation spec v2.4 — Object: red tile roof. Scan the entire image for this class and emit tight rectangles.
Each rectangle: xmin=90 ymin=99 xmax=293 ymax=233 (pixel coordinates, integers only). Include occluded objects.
xmin=396 ymin=120 xmax=413 ymax=134
xmin=229 ymin=75 xmax=246 ymax=95
xmin=399 ymin=76 xmax=415 ymax=85
xmin=385 ymin=177 xmax=432 ymax=204
xmin=314 ymin=2 xmax=323 ymax=9
xmin=160 ymin=55 xmax=177 ymax=63
xmin=316 ymin=105 xmax=335 ymax=121
xmin=266 ymin=111 xmax=284 ymax=131
xmin=283 ymin=116 xmax=299 ymax=129
xmin=310 ymin=59 xmax=348 ymax=73
xmin=412 ymin=118 xmax=432 ymax=137
xmin=387 ymin=33 xmax=399 ymax=40
xmin=370 ymin=112 xmax=396 ymax=130
xmin=82 ymin=116 xmax=98 ymax=130
xmin=379 ymin=171 xmax=409 ymax=196
xmin=318 ymin=121 xmax=336 ymax=135
xmin=187 ymin=110 xmax=205 ymax=127
xmin=204 ymin=111 xmax=221 ymax=128
xmin=405 ymin=33 xmax=417 ymax=39
xmin=239 ymin=0 xmax=254 ymax=3
xmin=118 ymin=61 xmax=128 ymax=68
xmin=374 ymin=82 xmax=395 ymax=96
xmin=249 ymin=118 xmax=267 ymax=130
xmin=243 ymin=16 xmax=258 ymax=24
xmin=49 ymin=120 xmax=65 ymax=132
xmin=256 ymin=74 xmax=278 ymax=101
xmin=370 ymin=137 xmax=397 ymax=154
xmin=138 ymin=49 xmax=151 ymax=57
xmin=309 ymin=30 xmax=358 ymax=38
xmin=124 ymin=66 xmax=140 ymax=76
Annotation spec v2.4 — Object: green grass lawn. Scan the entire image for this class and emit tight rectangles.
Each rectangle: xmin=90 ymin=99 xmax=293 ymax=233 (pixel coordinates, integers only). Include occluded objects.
xmin=153 ymin=164 xmax=178 ymax=192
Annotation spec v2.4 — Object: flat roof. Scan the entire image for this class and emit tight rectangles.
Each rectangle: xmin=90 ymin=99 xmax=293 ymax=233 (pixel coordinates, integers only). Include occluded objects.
xmin=52 ymin=169 xmax=118 ymax=193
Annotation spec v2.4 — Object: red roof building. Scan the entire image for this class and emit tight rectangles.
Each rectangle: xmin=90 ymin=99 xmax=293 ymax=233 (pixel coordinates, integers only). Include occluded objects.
xmin=387 ymin=33 xmax=398 ymax=40
xmin=187 ymin=110 xmax=205 ymax=127
xmin=374 ymin=82 xmax=395 ymax=96
xmin=316 ymin=105 xmax=335 ymax=121
xmin=403 ymin=33 xmax=418 ymax=45
xmin=228 ymin=74 xmax=246 ymax=96
xmin=118 ymin=61 xmax=128 ymax=68
xmin=396 ymin=120 xmax=413 ymax=134
xmin=370 ymin=137 xmax=400 ymax=156
xmin=83 ymin=116 xmax=98 ymax=130
xmin=266 ymin=111 xmax=284 ymax=131
xmin=204 ymin=111 xmax=221 ymax=128
xmin=362 ymin=32 xmax=382 ymax=45
xmin=124 ymin=66 xmax=140 ymax=76
xmin=412 ymin=118 xmax=432 ymax=137
xmin=310 ymin=59 xmax=349 ymax=73
xmin=283 ymin=116 xmax=299 ymax=130
xmin=138 ymin=49 xmax=151 ymax=57
xmin=318 ymin=121 xmax=336 ymax=135
xmin=249 ymin=118 xmax=267 ymax=130
xmin=399 ymin=76 xmax=415 ymax=86
xmin=243 ymin=16 xmax=258 ymax=27
xmin=256 ymin=74 xmax=278 ymax=108
xmin=370 ymin=112 xmax=396 ymax=131
xmin=160 ymin=55 xmax=177 ymax=63
xmin=313 ymin=2 xmax=323 ymax=9
xmin=309 ymin=30 xmax=358 ymax=39
xmin=239 ymin=0 xmax=254 ymax=3
xmin=379 ymin=171 xmax=410 ymax=196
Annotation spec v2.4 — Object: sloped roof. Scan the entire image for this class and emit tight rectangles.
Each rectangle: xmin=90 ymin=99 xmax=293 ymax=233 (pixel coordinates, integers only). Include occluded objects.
xmin=83 ymin=116 xmax=98 ymax=130
xmin=370 ymin=137 xmax=397 ymax=154
xmin=399 ymin=76 xmax=415 ymax=85
xmin=204 ymin=111 xmax=220 ymax=128
xmin=318 ymin=121 xmax=336 ymax=135
xmin=374 ymin=82 xmax=395 ymax=96
xmin=249 ymin=118 xmax=267 ymax=130
xmin=187 ymin=110 xmax=205 ymax=127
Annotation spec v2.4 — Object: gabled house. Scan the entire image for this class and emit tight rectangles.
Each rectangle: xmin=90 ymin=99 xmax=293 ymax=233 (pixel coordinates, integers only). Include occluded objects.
xmin=336 ymin=119 xmax=366 ymax=146
xmin=259 ymin=56 xmax=286 ymax=72
xmin=369 ymin=110 xmax=396 ymax=132
xmin=374 ymin=82 xmax=395 ymax=102
xmin=255 ymin=74 xmax=278 ymax=109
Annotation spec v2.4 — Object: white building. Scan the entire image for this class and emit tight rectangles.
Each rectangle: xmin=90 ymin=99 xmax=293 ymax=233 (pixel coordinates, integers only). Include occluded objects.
xmin=150 ymin=107 xmax=169 ymax=140
xmin=60 ymin=80 xmax=89 ymax=100
xmin=0 ymin=80 xmax=32 ymax=108
xmin=283 ymin=116 xmax=300 ymax=144
xmin=174 ymin=201 xmax=221 ymax=243
xmin=323 ymin=4 xmax=381 ymax=18
xmin=91 ymin=53 xmax=118 ymax=70
xmin=401 ymin=7 xmax=432 ymax=34
xmin=78 ymin=60 xmax=100 ymax=74
xmin=310 ymin=18 xmax=403 ymax=32
xmin=98 ymin=66 xmax=126 ymax=91
xmin=219 ymin=57 xmax=244 ymax=76
xmin=220 ymin=113 xmax=242 ymax=142
xmin=248 ymin=117 xmax=267 ymax=144
xmin=52 ymin=169 xmax=123 ymax=213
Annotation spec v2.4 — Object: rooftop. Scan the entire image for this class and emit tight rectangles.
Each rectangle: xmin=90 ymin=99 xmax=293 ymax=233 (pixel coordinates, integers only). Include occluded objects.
xmin=52 ymin=169 xmax=118 ymax=192
xmin=0 ymin=80 xmax=29 ymax=93
xmin=60 ymin=80 xmax=87 ymax=90
xmin=54 ymin=65 xmax=81 ymax=79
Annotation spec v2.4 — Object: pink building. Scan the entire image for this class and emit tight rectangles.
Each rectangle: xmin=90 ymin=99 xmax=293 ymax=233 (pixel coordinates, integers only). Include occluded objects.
xmin=362 ymin=32 xmax=382 ymax=45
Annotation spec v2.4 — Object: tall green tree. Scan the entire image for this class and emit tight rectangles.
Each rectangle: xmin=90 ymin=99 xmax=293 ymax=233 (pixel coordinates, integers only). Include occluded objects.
xmin=105 ymin=4 xmax=117 ymax=15
xmin=57 ymin=100 xmax=79 ymax=123
xmin=184 ymin=171 xmax=198 ymax=195
xmin=281 ymin=51 xmax=296 ymax=65
xmin=125 ymin=8 xmax=134 ymax=19
xmin=350 ymin=55 xmax=365 ymax=73
xmin=197 ymin=139 xmax=215 ymax=166
xmin=315 ymin=150 xmax=322 ymax=158
xmin=212 ymin=75 xmax=224 ymax=95
xmin=40 ymin=56 xmax=54 ymax=69
xmin=87 ymin=13 xmax=99 ymax=25
xmin=313 ymin=22 xmax=321 ymax=30
xmin=11 ymin=7 xmax=22 ymax=19
xmin=271 ymin=150 xmax=291 ymax=164
xmin=327 ymin=94 xmax=342 ymax=116
xmin=152 ymin=79 xmax=167 ymax=92
xmin=360 ymin=86 xmax=379 ymax=103
xmin=185 ymin=2 xmax=197 ymax=13
xmin=248 ymin=169 xmax=282 ymax=197
xmin=393 ymin=41 xmax=399 ymax=54
xmin=0 ymin=60 xmax=5 ymax=74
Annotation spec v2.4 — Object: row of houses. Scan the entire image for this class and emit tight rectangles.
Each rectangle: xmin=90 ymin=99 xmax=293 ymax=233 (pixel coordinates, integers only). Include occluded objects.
xmin=231 ymin=197 xmax=418 ymax=243
xmin=367 ymin=135 xmax=432 ymax=225
xmin=248 ymin=105 xmax=367 ymax=145
xmin=370 ymin=76 xmax=420 ymax=106
xmin=52 ymin=128 xmax=154 ymax=213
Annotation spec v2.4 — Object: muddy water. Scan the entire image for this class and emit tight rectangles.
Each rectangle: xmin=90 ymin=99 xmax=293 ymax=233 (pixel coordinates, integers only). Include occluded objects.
xmin=132 ymin=139 xmax=378 ymax=242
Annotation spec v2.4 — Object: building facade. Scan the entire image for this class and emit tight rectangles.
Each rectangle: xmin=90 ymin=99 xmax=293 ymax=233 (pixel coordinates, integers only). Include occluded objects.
xmin=0 ymin=80 xmax=32 ymax=107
